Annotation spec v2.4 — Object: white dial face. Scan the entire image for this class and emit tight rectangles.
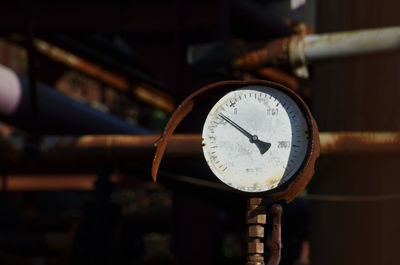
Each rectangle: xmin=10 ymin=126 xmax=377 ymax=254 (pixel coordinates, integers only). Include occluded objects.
xmin=202 ymin=85 xmax=309 ymax=192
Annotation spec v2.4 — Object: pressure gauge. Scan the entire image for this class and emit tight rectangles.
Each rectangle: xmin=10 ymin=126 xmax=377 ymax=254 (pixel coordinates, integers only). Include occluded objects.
xmin=202 ymin=84 xmax=317 ymax=193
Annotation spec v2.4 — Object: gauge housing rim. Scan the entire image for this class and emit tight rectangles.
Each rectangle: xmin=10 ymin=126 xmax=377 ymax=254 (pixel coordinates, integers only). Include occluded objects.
xmin=201 ymin=85 xmax=310 ymax=193
xmin=152 ymin=79 xmax=320 ymax=202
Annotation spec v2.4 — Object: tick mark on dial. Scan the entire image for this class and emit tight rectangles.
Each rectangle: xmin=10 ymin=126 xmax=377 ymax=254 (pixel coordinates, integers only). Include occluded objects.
xmin=218 ymin=113 xmax=271 ymax=155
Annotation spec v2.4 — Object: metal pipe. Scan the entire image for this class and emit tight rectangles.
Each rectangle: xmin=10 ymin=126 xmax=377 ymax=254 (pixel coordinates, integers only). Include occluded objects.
xmin=0 ymin=132 xmax=400 ymax=168
xmin=319 ymin=131 xmax=400 ymax=155
xmin=0 ymin=65 xmax=150 ymax=135
xmin=291 ymin=26 xmax=400 ymax=65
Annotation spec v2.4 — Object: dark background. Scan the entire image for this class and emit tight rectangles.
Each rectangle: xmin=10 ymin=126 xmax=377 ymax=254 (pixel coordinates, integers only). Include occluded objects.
xmin=0 ymin=1 xmax=399 ymax=265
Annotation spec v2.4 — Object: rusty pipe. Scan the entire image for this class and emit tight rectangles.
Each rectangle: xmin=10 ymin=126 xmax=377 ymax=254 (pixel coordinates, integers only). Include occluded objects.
xmin=0 ymin=132 xmax=399 ymax=168
xmin=38 ymin=132 xmax=400 ymax=161
xmin=319 ymin=132 xmax=400 ymax=155
xmin=266 ymin=204 xmax=283 ymax=265
xmin=246 ymin=199 xmax=283 ymax=265
xmin=229 ymin=26 xmax=400 ymax=75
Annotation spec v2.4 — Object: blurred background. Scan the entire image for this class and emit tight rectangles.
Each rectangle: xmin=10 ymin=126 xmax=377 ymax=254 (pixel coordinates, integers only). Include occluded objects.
xmin=0 ymin=1 xmax=399 ymax=265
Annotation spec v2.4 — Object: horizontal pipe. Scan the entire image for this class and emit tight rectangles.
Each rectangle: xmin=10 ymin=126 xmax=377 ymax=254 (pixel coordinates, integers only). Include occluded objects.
xmin=0 ymin=175 xmax=106 ymax=191
xmin=0 ymin=132 xmax=399 ymax=191
xmin=0 ymin=65 xmax=150 ymax=135
xmin=1 ymin=132 xmax=400 ymax=167
xmin=291 ymin=26 xmax=400 ymax=65
xmin=305 ymin=26 xmax=400 ymax=60
xmin=33 ymin=38 xmax=175 ymax=113
xmin=189 ymin=26 xmax=400 ymax=73
xmin=319 ymin=132 xmax=400 ymax=155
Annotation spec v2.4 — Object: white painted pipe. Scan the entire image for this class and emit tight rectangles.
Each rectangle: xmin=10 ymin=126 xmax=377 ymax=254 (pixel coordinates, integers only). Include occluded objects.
xmin=0 ymin=65 xmax=22 ymax=115
xmin=290 ymin=26 xmax=400 ymax=65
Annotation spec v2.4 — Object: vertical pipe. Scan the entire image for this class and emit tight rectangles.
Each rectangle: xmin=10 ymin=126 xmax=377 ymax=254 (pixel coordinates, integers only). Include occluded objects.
xmin=247 ymin=198 xmax=266 ymax=265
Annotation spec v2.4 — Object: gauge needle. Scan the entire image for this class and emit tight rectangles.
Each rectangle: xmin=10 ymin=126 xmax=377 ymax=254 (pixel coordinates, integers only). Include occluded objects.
xmin=218 ymin=113 xmax=271 ymax=155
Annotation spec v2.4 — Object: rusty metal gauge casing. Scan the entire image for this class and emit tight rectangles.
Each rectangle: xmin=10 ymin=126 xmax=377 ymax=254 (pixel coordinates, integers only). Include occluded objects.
xmin=201 ymin=82 xmax=319 ymax=200
xmin=152 ymin=80 xmax=319 ymax=202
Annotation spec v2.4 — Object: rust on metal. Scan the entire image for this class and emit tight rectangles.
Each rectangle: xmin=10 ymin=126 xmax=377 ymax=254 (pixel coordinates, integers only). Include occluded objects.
xmin=0 ymin=175 xmax=119 ymax=191
xmin=257 ymin=67 xmax=299 ymax=93
xmin=249 ymin=225 xmax=264 ymax=238
xmin=229 ymin=23 xmax=313 ymax=78
xmin=152 ymin=80 xmax=283 ymax=182
xmin=320 ymin=132 xmax=400 ymax=155
xmin=151 ymin=80 xmax=266 ymax=181
xmin=151 ymin=80 xmax=320 ymax=203
xmin=288 ymin=26 xmax=400 ymax=77
xmin=34 ymin=39 xmax=175 ymax=112
xmin=266 ymin=204 xmax=283 ymax=265
xmin=232 ymin=39 xmax=288 ymax=70
xmin=41 ymin=134 xmax=201 ymax=164
xmin=152 ymin=99 xmax=194 ymax=181
xmin=288 ymin=23 xmax=309 ymax=79
xmin=246 ymin=199 xmax=283 ymax=265
xmin=247 ymin=198 xmax=266 ymax=265
xmin=274 ymin=116 xmax=319 ymax=203
xmin=35 ymin=39 xmax=129 ymax=90
xmin=1 ymin=132 xmax=399 ymax=170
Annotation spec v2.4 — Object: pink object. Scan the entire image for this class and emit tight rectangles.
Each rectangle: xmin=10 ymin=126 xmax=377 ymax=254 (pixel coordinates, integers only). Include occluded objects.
xmin=0 ymin=65 xmax=22 ymax=115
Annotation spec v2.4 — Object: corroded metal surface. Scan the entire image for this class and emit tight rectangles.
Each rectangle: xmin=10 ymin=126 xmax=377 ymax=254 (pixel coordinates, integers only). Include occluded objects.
xmin=289 ymin=26 xmax=400 ymax=72
xmin=273 ymin=116 xmax=319 ymax=202
xmin=0 ymin=175 xmax=119 ymax=191
xmin=246 ymin=199 xmax=283 ymax=265
xmin=266 ymin=204 xmax=283 ymax=265
xmin=227 ymin=25 xmax=400 ymax=78
xmin=152 ymin=80 xmax=320 ymax=202
xmin=41 ymin=134 xmax=201 ymax=164
xmin=232 ymin=39 xmax=288 ymax=70
xmin=320 ymin=132 xmax=400 ymax=155
xmin=34 ymin=39 xmax=175 ymax=112
xmin=247 ymin=198 xmax=266 ymax=265
xmin=1 ymin=132 xmax=400 ymax=166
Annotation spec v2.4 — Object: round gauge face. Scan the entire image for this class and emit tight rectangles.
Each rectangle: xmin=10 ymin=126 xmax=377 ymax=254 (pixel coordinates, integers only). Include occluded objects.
xmin=201 ymin=85 xmax=310 ymax=193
